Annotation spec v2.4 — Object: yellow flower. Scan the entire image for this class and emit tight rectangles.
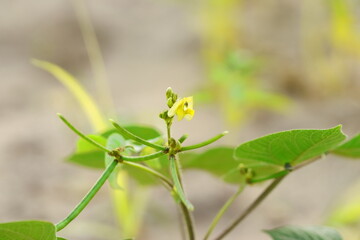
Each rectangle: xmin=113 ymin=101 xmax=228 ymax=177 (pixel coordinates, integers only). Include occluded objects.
xmin=168 ymin=97 xmax=195 ymax=121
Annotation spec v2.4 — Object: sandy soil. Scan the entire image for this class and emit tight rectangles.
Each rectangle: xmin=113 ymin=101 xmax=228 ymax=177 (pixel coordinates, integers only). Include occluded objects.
xmin=1 ymin=1 xmax=360 ymax=240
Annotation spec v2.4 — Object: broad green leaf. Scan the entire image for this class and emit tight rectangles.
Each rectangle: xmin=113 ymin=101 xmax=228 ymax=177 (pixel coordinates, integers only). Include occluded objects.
xmin=0 ymin=221 xmax=56 ymax=240
xmin=76 ymin=135 xmax=107 ymax=153
xmin=66 ymin=125 xmax=163 ymax=169
xmin=57 ymin=238 xmax=67 ymax=240
xmin=67 ymin=135 xmax=107 ymax=169
xmin=67 ymin=151 xmax=105 ymax=169
xmin=332 ymin=134 xmax=360 ymax=158
xmin=122 ymin=125 xmax=162 ymax=140
xmin=121 ymin=164 xmax=159 ymax=185
xmin=235 ymin=125 xmax=346 ymax=166
xmin=181 ymin=147 xmax=246 ymax=184
xmin=264 ymin=225 xmax=343 ymax=240
xmin=32 ymin=59 xmax=106 ymax=132
xmin=101 ymin=125 xmax=162 ymax=140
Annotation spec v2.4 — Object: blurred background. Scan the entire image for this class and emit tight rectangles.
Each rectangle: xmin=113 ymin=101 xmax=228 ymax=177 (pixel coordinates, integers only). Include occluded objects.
xmin=1 ymin=0 xmax=360 ymax=239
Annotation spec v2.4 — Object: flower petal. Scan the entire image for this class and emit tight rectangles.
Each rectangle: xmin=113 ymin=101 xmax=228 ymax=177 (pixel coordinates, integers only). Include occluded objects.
xmin=168 ymin=99 xmax=182 ymax=117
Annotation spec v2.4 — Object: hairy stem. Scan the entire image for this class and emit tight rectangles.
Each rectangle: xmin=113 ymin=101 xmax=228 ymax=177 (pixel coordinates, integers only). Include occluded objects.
xmin=56 ymin=159 xmax=118 ymax=231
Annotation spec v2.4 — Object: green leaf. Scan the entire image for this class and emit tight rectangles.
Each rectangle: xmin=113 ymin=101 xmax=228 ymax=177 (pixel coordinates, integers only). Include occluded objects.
xmin=122 ymin=125 xmax=162 ymax=141
xmin=66 ymin=125 xmax=166 ymax=185
xmin=234 ymin=126 xmax=346 ymax=182
xmin=76 ymin=135 xmax=107 ymax=153
xmin=67 ymin=135 xmax=107 ymax=169
xmin=0 ymin=221 xmax=56 ymax=240
xmin=181 ymin=147 xmax=246 ymax=184
xmin=264 ymin=225 xmax=343 ymax=240
xmin=101 ymin=125 xmax=162 ymax=140
xmin=66 ymin=125 xmax=163 ymax=169
xmin=32 ymin=59 xmax=106 ymax=132
xmin=57 ymin=238 xmax=67 ymax=240
xmin=332 ymin=134 xmax=360 ymax=158
xmin=121 ymin=149 xmax=167 ymax=186
xmin=67 ymin=151 xmax=105 ymax=169
xmin=235 ymin=125 xmax=346 ymax=166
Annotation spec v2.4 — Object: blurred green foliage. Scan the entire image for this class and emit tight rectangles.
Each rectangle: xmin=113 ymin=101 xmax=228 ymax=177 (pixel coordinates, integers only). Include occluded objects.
xmin=195 ymin=0 xmax=289 ymax=126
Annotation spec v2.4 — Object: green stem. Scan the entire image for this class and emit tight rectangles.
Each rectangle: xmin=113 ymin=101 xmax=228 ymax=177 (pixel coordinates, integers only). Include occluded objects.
xmin=124 ymin=160 xmax=195 ymax=240
xmin=121 ymin=151 xmax=166 ymax=162
xmin=58 ymin=113 xmax=111 ymax=153
xmin=180 ymin=202 xmax=196 ymax=240
xmin=181 ymin=131 xmax=228 ymax=152
xmin=249 ymin=170 xmax=289 ymax=184
xmin=122 ymin=161 xmax=172 ymax=188
xmin=214 ymin=175 xmax=286 ymax=240
xmin=56 ymin=159 xmax=118 ymax=232
xmin=178 ymin=134 xmax=189 ymax=143
xmin=110 ymin=120 xmax=166 ymax=151
xmin=203 ymin=184 xmax=246 ymax=240
xmin=166 ymin=120 xmax=173 ymax=145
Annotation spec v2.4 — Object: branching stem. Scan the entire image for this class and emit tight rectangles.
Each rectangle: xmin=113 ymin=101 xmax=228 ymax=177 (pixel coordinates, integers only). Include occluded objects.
xmin=213 ymin=175 xmax=286 ymax=240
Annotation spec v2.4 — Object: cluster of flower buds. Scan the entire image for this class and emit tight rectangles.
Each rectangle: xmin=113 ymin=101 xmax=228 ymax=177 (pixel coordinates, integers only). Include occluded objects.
xmin=166 ymin=87 xmax=178 ymax=108
xmin=159 ymin=87 xmax=195 ymax=122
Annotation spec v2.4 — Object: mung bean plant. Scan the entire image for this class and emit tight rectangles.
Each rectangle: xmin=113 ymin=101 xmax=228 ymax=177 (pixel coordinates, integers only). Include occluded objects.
xmin=1 ymin=87 xmax=359 ymax=240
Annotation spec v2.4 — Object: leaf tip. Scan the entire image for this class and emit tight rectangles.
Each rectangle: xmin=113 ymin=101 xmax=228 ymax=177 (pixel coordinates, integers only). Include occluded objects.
xmin=57 ymin=113 xmax=66 ymax=122
xmin=31 ymin=58 xmax=48 ymax=69
xmin=109 ymin=119 xmax=118 ymax=127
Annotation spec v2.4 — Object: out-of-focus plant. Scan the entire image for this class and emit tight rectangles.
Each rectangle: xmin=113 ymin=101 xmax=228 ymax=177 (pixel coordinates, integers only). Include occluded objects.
xmin=326 ymin=134 xmax=360 ymax=240
xmin=1 ymin=87 xmax=359 ymax=240
xmin=302 ymin=0 xmax=360 ymax=96
xmin=302 ymin=2 xmax=360 ymax=237
xmin=32 ymin=59 xmax=145 ymax=238
xmin=195 ymin=0 xmax=289 ymax=126
xmin=32 ymin=0 xmax=144 ymax=237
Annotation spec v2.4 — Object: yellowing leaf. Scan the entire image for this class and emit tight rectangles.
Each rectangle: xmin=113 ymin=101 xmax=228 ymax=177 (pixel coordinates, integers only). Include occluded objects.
xmin=32 ymin=59 xmax=107 ymax=132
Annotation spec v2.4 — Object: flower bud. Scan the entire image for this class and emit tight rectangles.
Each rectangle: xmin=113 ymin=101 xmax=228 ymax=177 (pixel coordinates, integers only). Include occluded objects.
xmin=172 ymin=93 xmax=178 ymax=102
xmin=166 ymin=87 xmax=173 ymax=98
xmin=159 ymin=111 xmax=168 ymax=119
xmin=167 ymin=97 xmax=174 ymax=108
